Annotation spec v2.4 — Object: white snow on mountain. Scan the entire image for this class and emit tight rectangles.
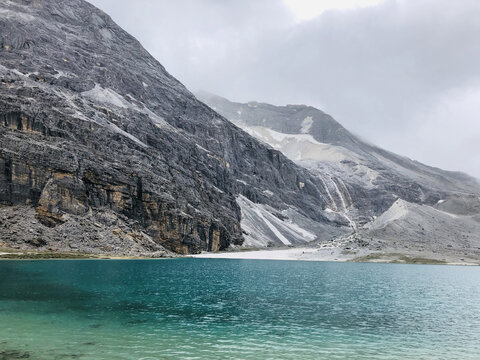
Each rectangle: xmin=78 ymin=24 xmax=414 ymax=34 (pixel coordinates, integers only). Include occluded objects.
xmin=300 ymin=116 xmax=313 ymax=134
xmin=243 ymin=126 xmax=358 ymax=163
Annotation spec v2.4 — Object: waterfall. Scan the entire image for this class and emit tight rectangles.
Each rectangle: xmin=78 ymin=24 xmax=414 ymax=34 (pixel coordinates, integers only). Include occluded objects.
xmin=318 ymin=175 xmax=337 ymax=211
xmin=319 ymin=174 xmax=357 ymax=231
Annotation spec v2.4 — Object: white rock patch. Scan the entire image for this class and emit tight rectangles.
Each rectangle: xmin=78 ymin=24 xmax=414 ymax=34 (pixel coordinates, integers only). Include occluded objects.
xmin=300 ymin=116 xmax=313 ymax=134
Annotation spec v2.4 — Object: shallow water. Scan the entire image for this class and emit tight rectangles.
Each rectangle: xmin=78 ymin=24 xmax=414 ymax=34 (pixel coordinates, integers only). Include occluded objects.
xmin=0 ymin=259 xmax=479 ymax=359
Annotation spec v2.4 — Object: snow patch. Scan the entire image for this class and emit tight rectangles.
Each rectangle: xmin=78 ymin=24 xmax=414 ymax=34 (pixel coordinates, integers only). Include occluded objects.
xmin=243 ymin=126 xmax=358 ymax=163
xmin=100 ymin=28 xmax=113 ymax=41
xmin=0 ymin=8 xmax=35 ymax=21
xmin=300 ymin=116 xmax=313 ymax=134
xmin=0 ymin=65 xmax=27 ymax=78
xmin=82 ymin=84 xmax=130 ymax=108
xmin=140 ymin=107 xmax=167 ymax=126
xmin=106 ymin=122 xmax=147 ymax=148
xmin=263 ymin=190 xmax=274 ymax=197
xmin=53 ymin=70 xmax=77 ymax=79
xmin=195 ymin=144 xmax=210 ymax=153
xmin=82 ymin=84 xmax=168 ymax=127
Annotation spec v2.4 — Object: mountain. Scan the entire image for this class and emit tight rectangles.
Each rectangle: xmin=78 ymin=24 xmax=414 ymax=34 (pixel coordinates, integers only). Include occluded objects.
xmin=0 ymin=0 xmax=354 ymax=256
xmin=1 ymin=0 xmax=479 ymax=262
xmin=197 ymin=92 xmax=480 ymax=262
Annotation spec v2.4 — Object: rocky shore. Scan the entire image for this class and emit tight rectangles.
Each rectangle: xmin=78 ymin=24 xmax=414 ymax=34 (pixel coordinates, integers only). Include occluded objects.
xmin=191 ymin=245 xmax=480 ymax=266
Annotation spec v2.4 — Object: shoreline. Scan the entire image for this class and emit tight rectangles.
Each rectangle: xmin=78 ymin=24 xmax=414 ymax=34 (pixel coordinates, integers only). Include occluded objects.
xmin=191 ymin=247 xmax=353 ymax=262
xmin=190 ymin=247 xmax=480 ymax=266
xmin=0 ymin=250 xmax=175 ymax=261
xmin=1 ymin=247 xmax=479 ymax=266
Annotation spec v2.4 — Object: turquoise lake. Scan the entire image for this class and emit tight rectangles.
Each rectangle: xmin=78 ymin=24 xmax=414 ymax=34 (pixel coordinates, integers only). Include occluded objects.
xmin=0 ymin=259 xmax=479 ymax=359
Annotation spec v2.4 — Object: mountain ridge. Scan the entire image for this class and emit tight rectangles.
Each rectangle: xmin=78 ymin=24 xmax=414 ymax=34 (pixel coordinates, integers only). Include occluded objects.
xmin=197 ymin=91 xmax=480 ymax=197
xmin=1 ymin=0 xmax=479 ymax=262
xmin=197 ymin=91 xmax=480 ymax=262
xmin=0 ymin=0 xmax=352 ymax=256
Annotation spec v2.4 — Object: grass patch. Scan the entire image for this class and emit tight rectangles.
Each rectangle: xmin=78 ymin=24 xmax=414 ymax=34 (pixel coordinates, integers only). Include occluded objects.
xmin=0 ymin=251 xmax=96 ymax=260
xmin=352 ymin=253 xmax=447 ymax=265
xmin=395 ymin=255 xmax=447 ymax=265
xmin=0 ymin=247 xmax=20 ymax=254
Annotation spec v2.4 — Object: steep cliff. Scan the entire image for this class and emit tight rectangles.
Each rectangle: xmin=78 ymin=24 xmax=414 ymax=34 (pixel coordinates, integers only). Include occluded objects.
xmin=197 ymin=92 xmax=480 ymax=260
xmin=197 ymin=92 xmax=480 ymax=217
xmin=0 ymin=0 xmax=350 ymax=255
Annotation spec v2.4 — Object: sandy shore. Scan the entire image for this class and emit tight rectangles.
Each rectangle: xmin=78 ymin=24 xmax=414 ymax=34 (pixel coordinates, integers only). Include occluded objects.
xmin=191 ymin=247 xmax=480 ymax=265
xmin=191 ymin=247 xmax=357 ymax=262
xmin=1 ymin=247 xmax=477 ymax=265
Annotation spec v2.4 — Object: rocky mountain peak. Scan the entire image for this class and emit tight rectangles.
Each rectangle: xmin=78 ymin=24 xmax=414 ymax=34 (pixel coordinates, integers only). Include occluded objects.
xmin=0 ymin=0 xmax=352 ymax=255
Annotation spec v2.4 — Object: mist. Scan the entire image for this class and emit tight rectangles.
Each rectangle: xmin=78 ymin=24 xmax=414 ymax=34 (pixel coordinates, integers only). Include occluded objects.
xmin=90 ymin=0 xmax=480 ymax=178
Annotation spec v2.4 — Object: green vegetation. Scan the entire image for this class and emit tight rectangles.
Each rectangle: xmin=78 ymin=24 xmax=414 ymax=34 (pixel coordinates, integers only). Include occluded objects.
xmin=0 ymin=250 xmax=95 ymax=260
xmin=352 ymin=253 xmax=447 ymax=265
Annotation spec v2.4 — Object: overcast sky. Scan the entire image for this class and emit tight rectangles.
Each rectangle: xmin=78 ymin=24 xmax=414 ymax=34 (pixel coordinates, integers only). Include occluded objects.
xmin=90 ymin=0 xmax=480 ymax=178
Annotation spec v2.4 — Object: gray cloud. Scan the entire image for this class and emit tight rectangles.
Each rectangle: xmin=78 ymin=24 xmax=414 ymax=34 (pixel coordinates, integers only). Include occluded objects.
xmin=89 ymin=0 xmax=480 ymax=178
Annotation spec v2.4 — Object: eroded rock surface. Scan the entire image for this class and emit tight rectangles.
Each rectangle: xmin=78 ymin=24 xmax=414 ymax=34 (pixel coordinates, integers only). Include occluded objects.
xmin=0 ymin=0 xmax=349 ymax=255
xmin=197 ymin=92 xmax=480 ymax=257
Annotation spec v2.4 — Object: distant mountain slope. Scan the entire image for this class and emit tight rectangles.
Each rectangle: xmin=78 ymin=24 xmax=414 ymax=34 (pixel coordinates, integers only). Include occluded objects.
xmin=197 ymin=92 xmax=480 ymax=214
xmin=1 ymin=1 xmax=478 ymax=259
xmin=356 ymin=198 xmax=480 ymax=263
xmin=0 ymin=0 xmax=353 ymax=255
xmin=197 ymin=92 xmax=480 ymax=261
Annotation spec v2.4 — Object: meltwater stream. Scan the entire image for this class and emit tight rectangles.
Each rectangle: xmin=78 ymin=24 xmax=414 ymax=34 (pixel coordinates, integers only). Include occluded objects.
xmin=0 ymin=259 xmax=479 ymax=359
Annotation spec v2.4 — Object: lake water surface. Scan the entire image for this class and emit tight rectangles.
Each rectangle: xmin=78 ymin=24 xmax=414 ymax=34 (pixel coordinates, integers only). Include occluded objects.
xmin=0 ymin=259 xmax=479 ymax=359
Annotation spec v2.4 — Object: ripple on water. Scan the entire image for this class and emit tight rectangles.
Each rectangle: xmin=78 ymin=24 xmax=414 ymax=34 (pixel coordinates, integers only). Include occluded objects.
xmin=0 ymin=259 xmax=479 ymax=359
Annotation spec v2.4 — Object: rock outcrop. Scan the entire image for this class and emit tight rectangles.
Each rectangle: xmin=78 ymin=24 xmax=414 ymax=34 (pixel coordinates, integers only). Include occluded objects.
xmin=197 ymin=92 xmax=480 ymax=216
xmin=197 ymin=92 xmax=480 ymax=257
xmin=2 ymin=1 xmax=478 ymax=258
xmin=0 ymin=0 xmax=349 ymax=255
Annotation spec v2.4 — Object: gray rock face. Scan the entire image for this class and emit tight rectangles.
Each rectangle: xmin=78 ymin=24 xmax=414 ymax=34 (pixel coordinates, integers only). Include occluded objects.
xmin=357 ymin=198 xmax=480 ymax=263
xmin=196 ymin=93 xmax=480 ymax=259
xmin=197 ymin=92 xmax=480 ymax=218
xmin=0 ymin=0 xmax=350 ymax=255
